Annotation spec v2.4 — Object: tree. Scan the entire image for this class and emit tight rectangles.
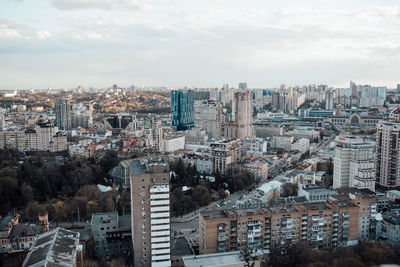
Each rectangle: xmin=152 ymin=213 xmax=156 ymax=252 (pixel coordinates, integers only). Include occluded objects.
xmin=52 ymin=201 xmax=68 ymax=225
xmin=282 ymin=182 xmax=298 ymax=197
xmin=25 ymin=201 xmax=40 ymax=222
xmin=86 ymin=201 xmax=100 ymax=218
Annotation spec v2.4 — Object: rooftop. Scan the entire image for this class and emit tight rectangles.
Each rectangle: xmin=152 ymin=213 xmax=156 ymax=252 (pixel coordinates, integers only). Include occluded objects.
xmin=22 ymin=227 xmax=80 ymax=267
xmin=182 ymin=251 xmax=249 ymax=267
xmin=91 ymin=212 xmax=118 ymax=225
xmin=0 ymin=215 xmax=14 ymax=231
xmin=383 ymin=211 xmax=400 ymax=225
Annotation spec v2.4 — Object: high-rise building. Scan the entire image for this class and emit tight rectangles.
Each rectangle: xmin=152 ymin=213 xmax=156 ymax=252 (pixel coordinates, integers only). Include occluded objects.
xmin=325 ymin=91 xmax=334 ymax=110
xmin=238 ymin=82 xmax=247 ymax=90
xmin=210 ymin=139 xmax=241 ymax=174
xmin=129 ymin=158 xmax=171 ymax=267
xmin=55 ymin=99 xmax=71 ymax=130
xmin=350 ymin=81 xmax=358 ymax=98
xmin=333 ymin=136 xmax=375 ymax=190
xmin=194 ymin=99 xmax=223 ymax=140
xmin=397 ymin=84 xmax=400 ymax=94
xmin=376 ymin=109 xmax=400 ymax=190
xmin=224 ymin=91 xmax=253 ymax=139
xmin=171 ymin=90 xmax=194 ymax=131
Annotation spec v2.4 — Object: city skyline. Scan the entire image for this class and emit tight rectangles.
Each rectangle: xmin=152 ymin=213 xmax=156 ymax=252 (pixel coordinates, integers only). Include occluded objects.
xmin=1 ymin=0 xmax=400 ymax=89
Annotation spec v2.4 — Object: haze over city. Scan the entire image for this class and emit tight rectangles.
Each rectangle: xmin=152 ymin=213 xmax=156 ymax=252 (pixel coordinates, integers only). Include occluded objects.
xmin=1 ymin=0 xmax=400 ymax=89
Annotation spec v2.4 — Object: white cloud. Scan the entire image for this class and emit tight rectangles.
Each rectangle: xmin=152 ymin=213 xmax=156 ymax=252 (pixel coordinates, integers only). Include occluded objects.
xmin=52 ymin=0 xmax=151 ymax=11
xmin=0 ymin=19 xmax=51 ymax=41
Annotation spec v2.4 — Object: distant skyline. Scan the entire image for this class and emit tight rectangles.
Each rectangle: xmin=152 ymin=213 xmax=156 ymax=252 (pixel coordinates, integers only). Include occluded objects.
xmin=1 ymin=0 xmax=400 ymax=89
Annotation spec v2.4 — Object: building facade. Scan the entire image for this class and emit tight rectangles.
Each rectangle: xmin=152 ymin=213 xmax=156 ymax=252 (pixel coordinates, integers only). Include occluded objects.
xmin=55 ymin=99 xmax=72 ymax=130
xmin=130 ymin=158 xmax=171 ymax=267
xmin=171 ymin=90 xmax=194 ymax=131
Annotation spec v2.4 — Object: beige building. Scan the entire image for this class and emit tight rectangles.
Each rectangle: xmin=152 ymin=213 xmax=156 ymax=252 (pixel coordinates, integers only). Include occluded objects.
xmin=0 ymin=130 xmax=25 ymax=151
xmin=210 ymin=139 xmax=241 ymax=174
xmin=194 ymin=99 xmax=223 ymax=140
xmin=130 ymin=158 xmax=171 ymax=267
xmin=376 ymin=110 xmax=400 ymax=190
xmin=199 ymin=200 xmax=359 ymax=255
xmin=224 ymin=91 xmax=253 ymax=140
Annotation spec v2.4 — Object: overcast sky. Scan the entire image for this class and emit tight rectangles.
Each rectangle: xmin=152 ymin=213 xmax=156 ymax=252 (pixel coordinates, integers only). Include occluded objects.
xmin=0 ymin=0 xmax=399 ymax=89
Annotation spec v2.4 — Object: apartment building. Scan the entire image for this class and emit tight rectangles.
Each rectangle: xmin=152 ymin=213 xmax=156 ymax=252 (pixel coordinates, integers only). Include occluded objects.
xmin=376 ymin=110 xmax=400 ymax=190
xmin=199 ymin=201 xmax=359 ymax=255
xmin=334 ymin=188 xmax=377 ymax=241
xmin=0 ymin=130 xmax=25 ymax=151
xmin=210 ymin=139 xmax=242 ymax=174
xmin=130 ymin=158 xmax=171 ymax=267
xmin=162 ymin=136 xmax=185 ymax=153
xmin=333 ymin=136 xmax=374 ymax=189
xmin=194 ymin=99 xmax=223 ymax=140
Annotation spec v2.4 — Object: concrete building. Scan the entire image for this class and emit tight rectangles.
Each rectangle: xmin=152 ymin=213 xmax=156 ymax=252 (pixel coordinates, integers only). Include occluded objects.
xmin=55 ymin=99 xmax=71 ymax=130
xmin=199 ymin=201 xmax=359 ymax=255
xmin=129 ymin=158 xmax=171 ymax=267
xmin=171 ymin=90 xmax=194 ymax=131
xmin=162 ymin=136 xmax=185 ymax=153
xmin=376 ymin=211 xmax=400 ymax=248
xmin=0 ymin=130 xmax=26 ymax=151
xmin=325 ymin=90 xmax=334 ymax=110
xmin=183 ymin=128 xmax=208 ymax=146
xmin=194 ymin=100 xmax=223 ymax=140
xmin=376 ymin=109 xmax=400 ymax=190
xmin=333 ymin=136 xmax=374 ymax=189
xmin=225 ymin=91 xmax=253 ymax=140
xmin=25 ymin=120 xmax=67 ymax=152
xmin=291 ymin=138 xmax=310 ymax=155
xmin=242 ymin=138 xmax=268 ymax=156
xmin=335 ymin=188 xmax=377 ymax=241
xmin=91 ymin=212 xmax=132 ymax=259
xmin=298 ymin=183 xmax=337 ymax=202
xmin=210 ymin=139 xmax=242 ymax=174
xmin=271 ymin=136 xmax=294 ymax=151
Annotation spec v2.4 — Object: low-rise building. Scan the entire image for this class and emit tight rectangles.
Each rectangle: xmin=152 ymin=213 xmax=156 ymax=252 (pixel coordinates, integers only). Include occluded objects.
xmin=162 ymin=135 xmax=185 ymax=152
xmin=298 ymin=183 xmax=337 ymax=202
xmin=291 ymin=138 xmax=310 ymax=155
xmin=376 ymin=211 xmax=400 ymax=248
xmin=91 ymin=212 xmax=132 ymax=259
xmin=271 ymin=136 xmax=293 ymax=151
xmin=22 ymin=227 xmax=82 ymax=267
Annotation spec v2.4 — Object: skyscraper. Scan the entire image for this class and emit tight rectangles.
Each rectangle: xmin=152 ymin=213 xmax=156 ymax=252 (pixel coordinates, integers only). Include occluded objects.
xmin=171 ymin=90 xmax=194 ymax=131
xmin=333 ymin=136 xmax=375 ymax=190
xmin=224 ymin=91 xmax=253 ymax=139
xmin=325 ymin=91 xmax=334 ymax=110
xmin=375 ymin=109 xmax=400 ymax=190
xmin=55 ymin=99 xmax=71 ymax=130
xmin=130 ymin=158 xmax=171 ymax=267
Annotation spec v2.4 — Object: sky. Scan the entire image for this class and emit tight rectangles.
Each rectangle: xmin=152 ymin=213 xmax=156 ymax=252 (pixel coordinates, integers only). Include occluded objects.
xmin=0 ymin=0 xmax=399 ymax=89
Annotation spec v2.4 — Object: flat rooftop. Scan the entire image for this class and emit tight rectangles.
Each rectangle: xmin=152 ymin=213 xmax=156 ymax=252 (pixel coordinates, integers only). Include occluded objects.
xmin=182 ymin=251 xmax=247 ymax=267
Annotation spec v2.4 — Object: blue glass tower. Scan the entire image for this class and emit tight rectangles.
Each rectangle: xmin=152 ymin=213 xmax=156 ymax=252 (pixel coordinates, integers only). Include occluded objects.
xmin=171 ymin=89 xmax=194 ymax=131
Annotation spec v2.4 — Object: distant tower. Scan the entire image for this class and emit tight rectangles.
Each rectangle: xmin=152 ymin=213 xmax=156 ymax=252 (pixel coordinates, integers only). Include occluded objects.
xmin=55 ymin=99 xmax=71 ymax=130
xmin=226 ymin=91 xmax=253 ymax=139
xmin=397 ymin=84 xmax=400 ymax=94
xmin=238 ymin=82 xmax=248 ymax=90
xmin=350 ymin=81 xmax=358 ymax=98
xmin=325 ymin=91 xmax=334 ymax=110
xmin=171 ymin=90 xmax=194 ymax=131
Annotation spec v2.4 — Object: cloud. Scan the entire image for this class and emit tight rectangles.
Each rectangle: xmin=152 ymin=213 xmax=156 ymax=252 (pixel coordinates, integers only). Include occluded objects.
xmin=0 ymin=19 xmax=51 ymax=41
xmin=52 ymin=0 xmax=151 ymax=11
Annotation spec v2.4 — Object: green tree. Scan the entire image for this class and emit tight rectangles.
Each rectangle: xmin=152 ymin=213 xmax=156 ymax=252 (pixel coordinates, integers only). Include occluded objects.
xmin=52 ymin=201 xmax=68 ymax=225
